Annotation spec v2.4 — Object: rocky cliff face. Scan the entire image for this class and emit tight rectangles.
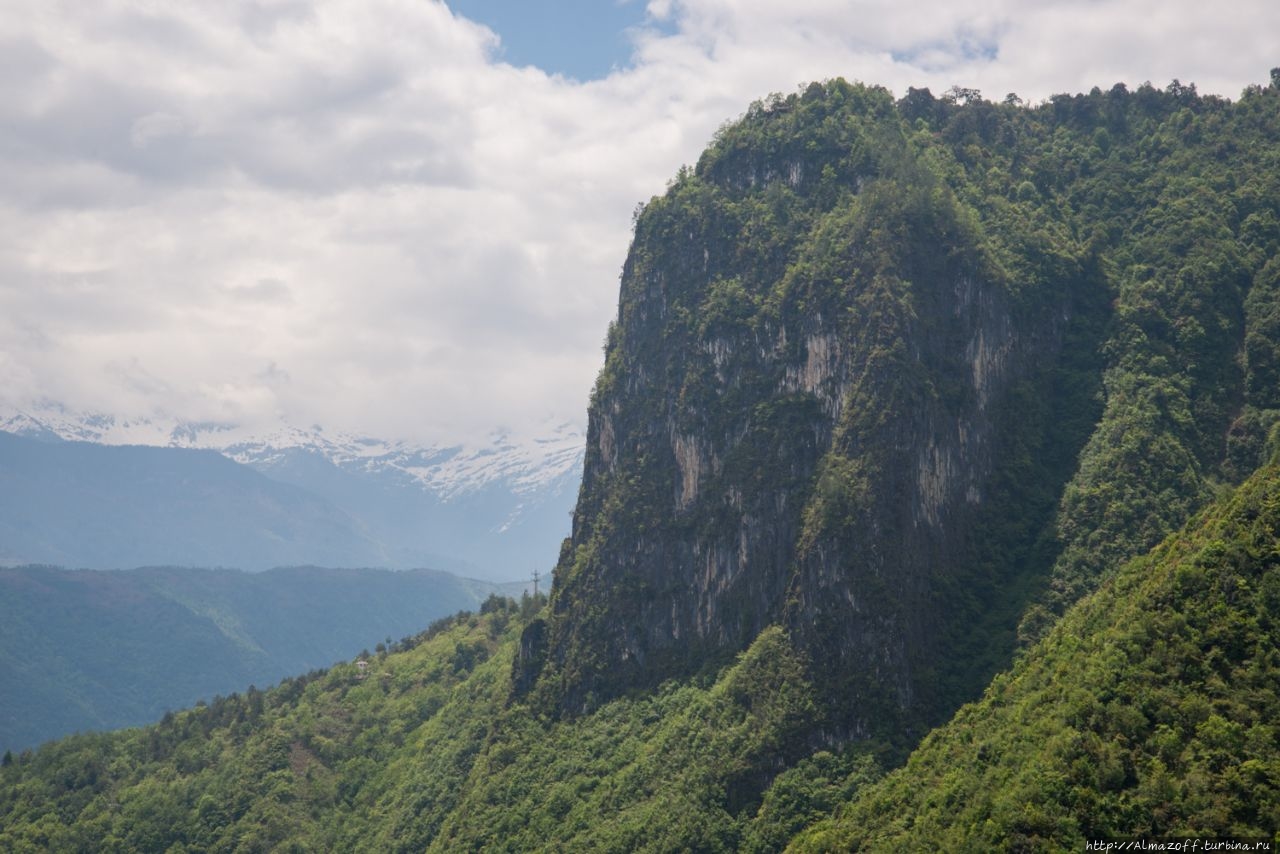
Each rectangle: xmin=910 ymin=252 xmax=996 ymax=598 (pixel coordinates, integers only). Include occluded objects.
xmin=512 ymin=83 xmax=1106 ymax=746
xmin=517 ymin=78 xmax=1279 ymax=749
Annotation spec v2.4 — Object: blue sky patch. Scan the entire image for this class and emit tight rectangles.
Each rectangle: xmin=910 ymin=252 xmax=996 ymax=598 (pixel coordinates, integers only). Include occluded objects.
xmin=448 ymin=0 xmax=660 ymax=80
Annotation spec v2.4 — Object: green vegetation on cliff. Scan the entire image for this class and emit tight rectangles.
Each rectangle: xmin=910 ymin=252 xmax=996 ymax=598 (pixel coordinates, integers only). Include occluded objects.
xmin=534 ymin=71 xmax=1280 ymax=755
xmin=795 ymin=462 xmax=1280 ymax=850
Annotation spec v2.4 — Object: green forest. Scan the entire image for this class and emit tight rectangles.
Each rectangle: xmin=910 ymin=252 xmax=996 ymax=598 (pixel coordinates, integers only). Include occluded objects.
xmin=5 ymin=73 xmax=1280 ymax=850
xmin=3 ymin=461 xmax=1278 ymax=850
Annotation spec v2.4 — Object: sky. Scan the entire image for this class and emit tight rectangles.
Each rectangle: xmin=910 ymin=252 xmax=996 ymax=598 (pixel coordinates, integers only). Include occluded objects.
xmin=1 ymin=1 xmax=1278 ymax=446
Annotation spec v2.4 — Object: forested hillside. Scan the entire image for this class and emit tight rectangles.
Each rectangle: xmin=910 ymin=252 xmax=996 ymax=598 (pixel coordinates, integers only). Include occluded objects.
xmin=0 ymin=596 xmax=861 ymax=851
xmin=2 ymin=463 xmax=1277 ymax=849
xmin=3 ymin=73 xmax=1280 ymax=850
xmin=794 ymin=462 xmax=1280 ymax=850
xmin=529 ymin=70 xmax=1280 ymax=753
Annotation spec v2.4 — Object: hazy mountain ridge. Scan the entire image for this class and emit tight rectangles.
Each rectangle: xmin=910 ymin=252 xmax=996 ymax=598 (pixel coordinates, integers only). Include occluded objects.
xmin=0 ymin=564 xmax=494 ymax=753
xmin=0 ymin=406 xmax=584 ymax=578
xmin=0 ymin=405 xmax=584 ymax=500
xmin=0 ymin=430 xmax=391 ymax=572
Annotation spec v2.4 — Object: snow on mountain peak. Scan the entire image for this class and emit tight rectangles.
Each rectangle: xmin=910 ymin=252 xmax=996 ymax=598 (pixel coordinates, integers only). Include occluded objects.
xmin=0 ymin=404 xmax=585 ymax=500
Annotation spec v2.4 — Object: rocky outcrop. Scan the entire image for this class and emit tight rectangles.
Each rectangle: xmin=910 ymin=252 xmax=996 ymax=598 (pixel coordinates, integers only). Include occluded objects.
xmin=519 ymin=81 xmax=1106 ymax=747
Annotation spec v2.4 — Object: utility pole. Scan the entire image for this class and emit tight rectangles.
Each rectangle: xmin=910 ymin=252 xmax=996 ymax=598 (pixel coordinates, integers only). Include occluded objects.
xmin=531 ymin=568 xmax=541 ymax=599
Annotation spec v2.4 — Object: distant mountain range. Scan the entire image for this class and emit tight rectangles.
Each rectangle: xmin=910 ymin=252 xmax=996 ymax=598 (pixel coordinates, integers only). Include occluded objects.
xmin=0 ymin=564 xmax=501 ymax=751
xmin=0 ymin=405 xmax=583 ymax=580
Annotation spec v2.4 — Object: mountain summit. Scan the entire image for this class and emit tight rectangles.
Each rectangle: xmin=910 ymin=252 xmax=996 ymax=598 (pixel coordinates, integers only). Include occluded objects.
xmin=520 ymin=76 xmax=1280 ymax=751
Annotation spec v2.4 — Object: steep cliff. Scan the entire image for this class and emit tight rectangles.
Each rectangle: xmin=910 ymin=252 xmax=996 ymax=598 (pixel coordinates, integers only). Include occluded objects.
xmin=520 ymin=77 xmax=1280 ymax=750
xmin=519 ymin=82 xmax=1102 ymax=745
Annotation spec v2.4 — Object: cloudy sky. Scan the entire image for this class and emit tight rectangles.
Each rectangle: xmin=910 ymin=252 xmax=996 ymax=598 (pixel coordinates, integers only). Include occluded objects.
xmin=1 ymin=1 xmax=1277 ymax=446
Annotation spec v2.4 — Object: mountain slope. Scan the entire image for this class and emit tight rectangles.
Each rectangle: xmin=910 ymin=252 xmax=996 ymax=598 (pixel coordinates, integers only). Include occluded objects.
xmin=237 ymin=437 xmax=580 ymax=579
xmin=0 ymin=597 xmax=861 ymax=852
xmin=0 ymin=431 xmax=389 ymax=571
xmin=793 ymin=460 xmax=1280 ymax=850
xmin=528 ymin=83 xmax=1095 ymax=743
xmin=1 ymin=464 xmax=1276 ymax=850
xmin=523 ymin=75 xmax=1280 ymax=751
xmin=0 ymin=565 xmax=491 ymax=752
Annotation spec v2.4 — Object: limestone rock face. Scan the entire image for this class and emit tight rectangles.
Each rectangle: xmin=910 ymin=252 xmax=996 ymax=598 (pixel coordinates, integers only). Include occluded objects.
xmin=520 ymin=82 xmax=1106 ymax=745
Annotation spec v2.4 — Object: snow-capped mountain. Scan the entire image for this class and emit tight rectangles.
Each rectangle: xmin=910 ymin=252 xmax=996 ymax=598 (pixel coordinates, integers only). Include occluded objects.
xmin=0 ymin=405 xmax=584 ymax=500
xmin=0 ymin=403 xmax=584 ymax=581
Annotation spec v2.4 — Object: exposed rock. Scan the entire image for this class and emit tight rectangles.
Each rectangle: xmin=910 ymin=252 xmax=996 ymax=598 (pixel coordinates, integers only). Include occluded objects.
xmin=522 ymin=81 xmax=1107 ymax=748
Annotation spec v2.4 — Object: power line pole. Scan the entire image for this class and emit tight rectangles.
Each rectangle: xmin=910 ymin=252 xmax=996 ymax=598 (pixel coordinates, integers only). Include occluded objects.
xmin=531 ymin=568 xmax=541 ymax=599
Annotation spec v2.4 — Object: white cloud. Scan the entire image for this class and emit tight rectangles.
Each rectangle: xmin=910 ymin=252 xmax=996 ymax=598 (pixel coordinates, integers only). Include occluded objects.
xmin=0 ymin=0 xmax=1277 ymax=444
